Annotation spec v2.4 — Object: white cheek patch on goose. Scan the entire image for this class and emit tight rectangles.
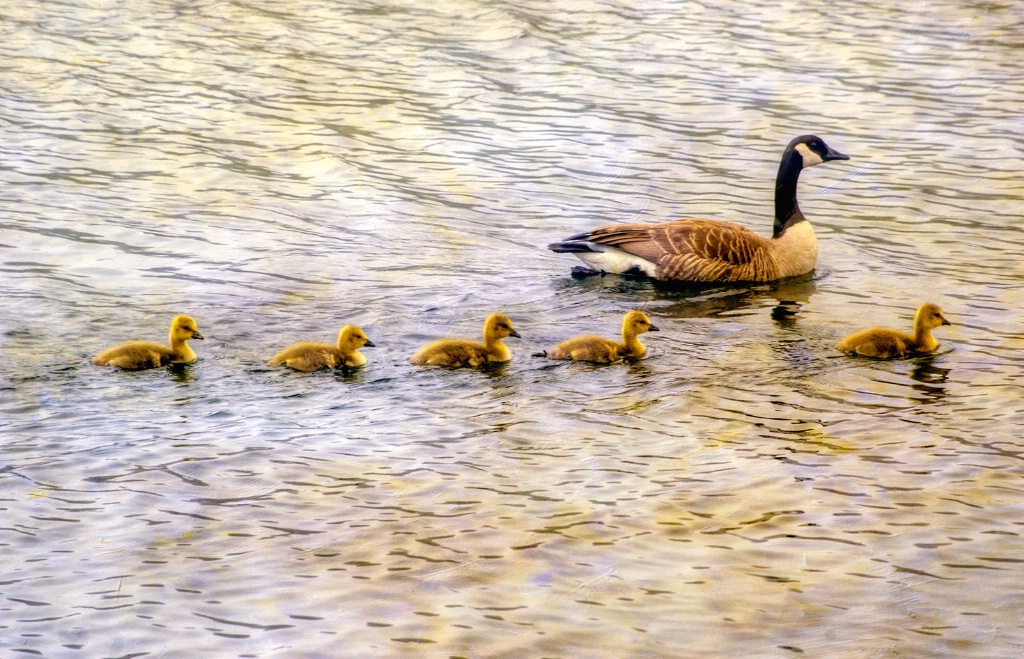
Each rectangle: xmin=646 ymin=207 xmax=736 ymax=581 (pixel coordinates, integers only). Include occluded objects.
xmin=795 ymin=142 xmax=824 ymax=168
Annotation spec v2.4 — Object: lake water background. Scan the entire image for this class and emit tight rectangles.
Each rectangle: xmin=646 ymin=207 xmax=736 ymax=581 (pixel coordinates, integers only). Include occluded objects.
xmin=2 ymin=0 xmax=1023 ymax=656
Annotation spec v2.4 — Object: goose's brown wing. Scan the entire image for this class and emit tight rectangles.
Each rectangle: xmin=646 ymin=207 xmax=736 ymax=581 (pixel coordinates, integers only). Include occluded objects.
xmin=585 ymin=219 xmax=778 ymax=282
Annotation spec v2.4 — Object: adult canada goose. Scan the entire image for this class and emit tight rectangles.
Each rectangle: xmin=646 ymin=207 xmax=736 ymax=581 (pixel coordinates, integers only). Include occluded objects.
xmin=548 ymin=135 xmax=850 ymax=283
xmin=92 ymin=314 xmax=204 ymax=370
xmin=269 ymin=324 xmax=375 ymax=372
xmin=538 ymin=310 xmax=659 ymax=363
xmin=409 ymin=312 xmax=520 ymax=367
xmin=835 ymin=303 xmax=951 ymax=359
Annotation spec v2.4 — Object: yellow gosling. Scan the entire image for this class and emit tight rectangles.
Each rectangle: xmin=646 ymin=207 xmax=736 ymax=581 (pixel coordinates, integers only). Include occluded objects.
xmin=836 ymin=302 xmax=951 ymax=359
xmin=409 ymin=312 xmax=520 ymax=367
xmin=92 ymin=314 xmax=204 ymax=370
xmin=269 ymin=324 xmax=374 ymax=372
xmin=542 ymin=310 xmax=659 ymax=363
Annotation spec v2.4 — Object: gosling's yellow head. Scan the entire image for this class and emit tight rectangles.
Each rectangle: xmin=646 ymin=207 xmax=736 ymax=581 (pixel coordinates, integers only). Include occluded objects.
xmin=484 ymin=313 xmax=520 ymax=340
xmin=171 ymin=315 xmax=204 ymax=342
xmin=915 ymin=303 xmax=951 ymax=330
xmin=623 ymin=310 xmax=659 ymax=334
xmin=338 ymin=324 xmax=374 ymax=350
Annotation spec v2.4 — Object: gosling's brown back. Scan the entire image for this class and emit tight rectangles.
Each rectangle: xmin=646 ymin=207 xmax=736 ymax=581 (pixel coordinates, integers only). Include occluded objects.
xmin=835 ymin=329 xmax=916 ymax=359
xmin=409 ymin=340 xmax=491 ymax=367
xmin=269 ymin=342 xmax=346 ymax=372
xmin=92 ymin=342 xmax=176 ymax=369
xmin=547 ymin=336 xmax=621 ymax=363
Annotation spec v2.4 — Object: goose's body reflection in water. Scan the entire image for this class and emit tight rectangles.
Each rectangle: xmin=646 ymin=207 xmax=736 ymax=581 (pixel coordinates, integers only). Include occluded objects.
xmin=557 ymin=270 xmax=818 ymax=320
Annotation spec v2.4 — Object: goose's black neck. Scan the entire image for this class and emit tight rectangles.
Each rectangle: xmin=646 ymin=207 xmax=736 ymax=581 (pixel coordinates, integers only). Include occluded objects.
xmin=773 ymin=148 xmax=805 ymax=238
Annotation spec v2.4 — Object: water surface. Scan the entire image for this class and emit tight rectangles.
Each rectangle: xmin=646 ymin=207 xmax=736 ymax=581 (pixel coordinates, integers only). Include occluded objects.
xmin=2 ymin=0 xmax=1024 ymax=656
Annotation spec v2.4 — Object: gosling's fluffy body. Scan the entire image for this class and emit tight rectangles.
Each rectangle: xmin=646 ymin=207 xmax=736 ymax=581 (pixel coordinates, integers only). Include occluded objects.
xmin=548 ymin=135 xmax=850 ymax=283
xmin=544 ymin=310 xmax=659 ymax=363
xmin=409 ymin=313 xmax=520 ymax=367
xmin=836 ymin=303 xmax=951 ymax=359
xmin=92 ymin=314 xmax=204 ymax=370
xmin=269 ymin=324 xmax=374 ymax=372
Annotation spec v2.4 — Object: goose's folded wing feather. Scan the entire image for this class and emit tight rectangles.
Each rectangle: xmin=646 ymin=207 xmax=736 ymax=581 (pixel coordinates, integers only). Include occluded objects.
xmin=586 ymin=220 xmax=776 ymax=281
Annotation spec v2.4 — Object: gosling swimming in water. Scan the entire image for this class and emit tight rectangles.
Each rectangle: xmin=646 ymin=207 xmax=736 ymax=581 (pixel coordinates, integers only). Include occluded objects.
xmin=92 ymin=314 xmax=204 ymax=370
xmin=269 ymin=324 xmax=374 ymax=372
xmin=836 ymin=302 xmax=951 ymax=359
xmin=539 ymin=310 xmax=659 ymax=363
xmin=409 ymin=312 xmax=520 ymax=367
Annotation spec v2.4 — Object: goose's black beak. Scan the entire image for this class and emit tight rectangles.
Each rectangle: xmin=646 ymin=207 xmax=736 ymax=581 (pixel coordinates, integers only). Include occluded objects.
xmin=648 ymin=324 xmax=660 ymax=332
xmin=509 ymin=329 xmax=522 ymax=338
xmin=192 ymin=331 xmax=205 ymax=340
xmin=363 ymin=339 xmax=376 ymax=347
xmin=941 ymin=318 xmax=951 ymax=326
xmin=825 ymin=146 xmax=850 ymax=161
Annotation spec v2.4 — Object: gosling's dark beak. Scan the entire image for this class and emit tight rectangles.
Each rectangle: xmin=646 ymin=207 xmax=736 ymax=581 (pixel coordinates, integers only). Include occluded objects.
xmin=648 ymin=324 xmax=660 ymax=332
xmin=509 ymin=329 xmax=521 ymax=338
xmin=363 ymin=339 xmax=376 ymax=347
xmin=825 ymin=146 xmax=850 ymax=161
xmin=941 ymin=318 xmax=951 ymax=326
xmin=192 ymin=330 xmax=205 ymax=340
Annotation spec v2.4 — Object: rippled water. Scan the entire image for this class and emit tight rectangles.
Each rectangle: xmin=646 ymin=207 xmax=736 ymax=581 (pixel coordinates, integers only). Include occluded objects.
xmin=3 ymin=0 xmax=1024 ymax=656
